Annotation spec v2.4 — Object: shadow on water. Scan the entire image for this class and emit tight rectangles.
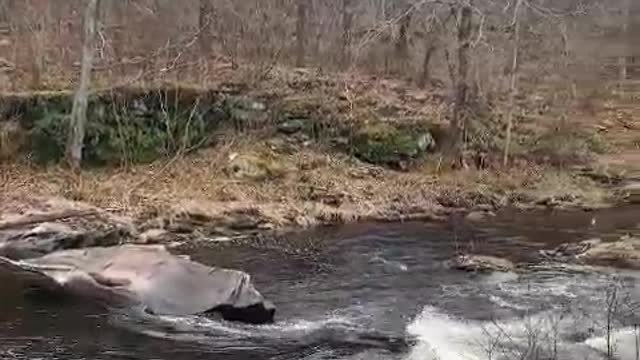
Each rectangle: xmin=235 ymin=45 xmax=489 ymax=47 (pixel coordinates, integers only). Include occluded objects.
xmin=0 ymin=205 xmax=639 ymax=359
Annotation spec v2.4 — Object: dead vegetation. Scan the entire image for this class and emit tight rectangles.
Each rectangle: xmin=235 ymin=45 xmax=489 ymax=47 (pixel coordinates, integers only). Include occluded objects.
xmin=0 ymin=130 xmax=617 ymax=233
xmin=1 ymin=0 xmax=639 ymax=229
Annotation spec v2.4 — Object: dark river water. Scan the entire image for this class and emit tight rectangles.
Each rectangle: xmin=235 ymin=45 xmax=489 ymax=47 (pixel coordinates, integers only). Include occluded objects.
xmin=1 ymin=206 xmax=640 ymax=360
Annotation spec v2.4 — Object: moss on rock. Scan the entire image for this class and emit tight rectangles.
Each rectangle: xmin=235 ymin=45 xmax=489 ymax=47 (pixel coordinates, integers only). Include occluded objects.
xmin=351 ymin=122 xmax=434 ymax=169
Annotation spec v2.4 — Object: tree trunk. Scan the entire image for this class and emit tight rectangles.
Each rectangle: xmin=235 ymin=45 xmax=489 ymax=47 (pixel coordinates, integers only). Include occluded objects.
xmin=26 ymin=1 xmax=47 ymax=90
xmin=418 ymin=44 xmax=437 ymax=88
xmin=112 ymin=0 xmax=129 ymax=77
xmin=395 ymin=8 xmax=412 ymax=72
xmin=619 ymin=0 xmax=630 ymax=87
xmin=67 ymin=0 xmax=100 ymax=170
xmin=198 ymin=0 xmax=214 ymax=56
xmin=0 ymin=0 xmax=10 ymax=24
xmin=27 ymin=30 xmax=42 ymax=89
xmin=377 ymin=0 xmax=387 ymax=20
xmin=503 ymin=0 xmax=523 ymax=167
xmin=295 ymin=0 xmax=307 ymax=67
xmin=420 ymin=10 xmax=454 ymax=88
xmin=447 ymin=1 xmax=473 ymax=167
xmin=341 ymin=0 xmax=353 ymax=69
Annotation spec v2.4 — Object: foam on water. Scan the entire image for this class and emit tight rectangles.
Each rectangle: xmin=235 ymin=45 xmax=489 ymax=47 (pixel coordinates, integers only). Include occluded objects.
xmin=370 ymin=255 xmax=409 ymax=272
xmin=123 ymin=311 xmax=358 ymax=342
xmin=487 ymin=294 xmax=529 ymax=310
xmin=403 ymin=303 xmax=614 ymax=360
xmin=405 ymin=306 xmax=485 ymax=360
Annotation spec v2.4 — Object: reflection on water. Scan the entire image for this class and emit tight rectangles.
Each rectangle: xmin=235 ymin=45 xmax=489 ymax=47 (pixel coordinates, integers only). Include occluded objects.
xmin=0 ymin=205 xmax=639 ymax=359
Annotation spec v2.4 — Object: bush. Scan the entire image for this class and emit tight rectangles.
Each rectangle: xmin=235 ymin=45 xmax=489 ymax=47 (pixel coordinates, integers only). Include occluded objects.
xmin=0 ymin=120 xmax=26 ymax=162
xmin=530 ymin=120 xmax=608 ymax=167
xmin=20 ymin=89 xmax=225 ymax=166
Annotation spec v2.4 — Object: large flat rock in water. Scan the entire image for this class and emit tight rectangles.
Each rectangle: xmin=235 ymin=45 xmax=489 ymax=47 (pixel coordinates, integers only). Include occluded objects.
xmin=0 ymin=245 xmax=275 ymax=324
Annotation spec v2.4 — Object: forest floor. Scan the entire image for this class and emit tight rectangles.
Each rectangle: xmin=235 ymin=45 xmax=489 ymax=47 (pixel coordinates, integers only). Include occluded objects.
xmin=1 ymin=66 xmax=639 ymax=238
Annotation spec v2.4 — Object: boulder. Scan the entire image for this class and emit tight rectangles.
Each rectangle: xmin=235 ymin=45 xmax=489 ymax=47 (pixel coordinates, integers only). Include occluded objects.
xmin=352 ymin=122 xmax=435 ymax=170
xmin=277 ymin=119 xmax=307 ymax=135
xmin=163 ymin=200 xmax=288 ymax=238
xmin=0 ymin=222 xmax=83 ymax=259
xmin=447 ymin=254 xmax=516 ymax=273
xmin=465 ymin=210 xmax=496 ymax=222
xmin=0 ymin=245 xmax=275 ymax=324
xmin=225 ymin=96 xmax=268 ymax=127
xmin=136 ymin=228 xmax=172 ymax=244
xmin=226 ymin=153 xmax=287 ymax=180
xmin=0 ymin=198 xmax=134 ymax=260
xmin=0 ymin=220 xmax=130 ymax=260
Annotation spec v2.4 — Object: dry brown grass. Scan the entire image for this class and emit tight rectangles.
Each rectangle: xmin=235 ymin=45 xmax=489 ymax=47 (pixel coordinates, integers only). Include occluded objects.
xmin=2 ymin=59 xmax=634 ymax=227
xmin=1 ymin=131 xmax=615 ymax=230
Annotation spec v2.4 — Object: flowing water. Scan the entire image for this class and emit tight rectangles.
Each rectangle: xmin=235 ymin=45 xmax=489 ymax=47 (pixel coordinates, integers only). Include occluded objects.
xmin=1 ymin=206 xmax=640 ymax=360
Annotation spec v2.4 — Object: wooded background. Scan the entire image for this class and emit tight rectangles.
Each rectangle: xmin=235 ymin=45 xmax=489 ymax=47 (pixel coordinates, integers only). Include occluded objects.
xmin=0 ymin=0 xmax=638 ymax=167
xmin=0 ymin=0 xmax=637 ymax=93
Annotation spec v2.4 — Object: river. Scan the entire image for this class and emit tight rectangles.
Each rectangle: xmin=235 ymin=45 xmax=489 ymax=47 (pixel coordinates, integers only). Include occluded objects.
xmin=1 ymin=206 xmax=639 ymax=360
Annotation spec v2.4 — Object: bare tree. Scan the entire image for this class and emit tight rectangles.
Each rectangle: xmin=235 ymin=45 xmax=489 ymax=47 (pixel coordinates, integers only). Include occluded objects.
xmin=25 ymin=1 xmax=47 ymax=90
xmin=394 ymin=1 xmax=413 ymax=73
xmin=447 ymin=0 xmax=474 ymax=167
xmin=376 ymin=0 xmax=387 ymax=21
xmin=111 ymin=0 xmax=129 ymax=77
xmin=618 ymin=0 xmax=630 ymax=87
xmin=198 ymin=0 xmax=214 ymax=56
xmin=295 ymin=0 xmax=307 ymax=67
xmin=67 ymin=0 xmax=100 ymax=169
xmin=419 ymin=9 xmax=453 ymax=88
xmin=341 ymin=0 xmax=353 ymax=69
xmin=503 ymin=0 xmax=523 ymax=167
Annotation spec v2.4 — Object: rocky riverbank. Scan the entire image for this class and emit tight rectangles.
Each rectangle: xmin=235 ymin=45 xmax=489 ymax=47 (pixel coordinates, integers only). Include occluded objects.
xmin=2 ymin=72 xmax=639 ymax=244
xmin=447 ymin=233 xmax=640 ymax=276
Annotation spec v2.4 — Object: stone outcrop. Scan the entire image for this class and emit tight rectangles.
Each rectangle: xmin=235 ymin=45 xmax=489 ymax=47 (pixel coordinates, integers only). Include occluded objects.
xmin=0 ymin=197 xmax=134 ymax=260
xmin=0 ymin=245 xmax=275 ymax=324
xmin=540 ymin=236 xmax=640 ymax=270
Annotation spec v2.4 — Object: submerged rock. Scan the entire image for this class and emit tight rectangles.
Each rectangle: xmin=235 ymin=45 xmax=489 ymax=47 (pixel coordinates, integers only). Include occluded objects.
xmin=539 ymin=238 xmax=602 ymax=261
xmin=0 ymin=245 xmax=275 ymax=324
xmin=577 ymin=235 xmax=640 ymax=270
xmin=447 ymin=254 xmax=516 ymax=273
xmin=541 ymin=236 xmax=640 ymax=270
